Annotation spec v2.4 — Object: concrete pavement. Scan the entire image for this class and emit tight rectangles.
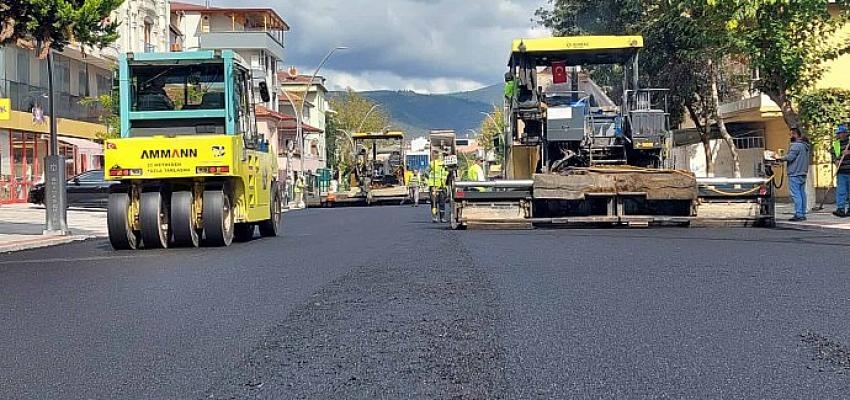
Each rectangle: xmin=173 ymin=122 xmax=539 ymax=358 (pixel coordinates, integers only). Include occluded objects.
xmin=775 ymin=202 xmax=850 ymax=231
xmin=0 ymin=204 xmax=107 ymax=253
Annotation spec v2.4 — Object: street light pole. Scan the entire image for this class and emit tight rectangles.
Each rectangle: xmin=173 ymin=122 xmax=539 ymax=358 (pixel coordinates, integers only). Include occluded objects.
xmin=296 ymin=46 xmax=348 ymax=175
xmin=355 ymin=104 xmax=381 ymax=133
xmin=44 ymin=48 xmax=68 ymax=235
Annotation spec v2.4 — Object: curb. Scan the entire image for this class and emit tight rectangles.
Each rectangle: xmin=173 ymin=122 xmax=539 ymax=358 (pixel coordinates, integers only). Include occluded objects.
xmin=0 ymin=235 xmax=95 ymax=254
xmin=774 ymin=221 xmax=850 ymax=232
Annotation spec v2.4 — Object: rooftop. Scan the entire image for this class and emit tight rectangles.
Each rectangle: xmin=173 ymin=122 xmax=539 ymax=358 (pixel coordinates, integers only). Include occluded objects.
xmin=171 ymin=1 xmax=289 ymax=31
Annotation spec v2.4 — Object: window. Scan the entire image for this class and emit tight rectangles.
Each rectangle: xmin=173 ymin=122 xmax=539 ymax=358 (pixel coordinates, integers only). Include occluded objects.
xmin=40 ymin=59 xmax=48 ymax=89
xmin=129 ymin=63 xmax=225 ymax=111
xmin=16 ymin=51 xmax=29 ymax=85
xmin=75 ymin=169 xmax=103 ymax=182
xmin=54 ymin=55 xmax=70 ymax=93
xmin=97 ymin=74 xmax=112 ymax=96
xmin=79 ymin=68 xmax=89 ymax=97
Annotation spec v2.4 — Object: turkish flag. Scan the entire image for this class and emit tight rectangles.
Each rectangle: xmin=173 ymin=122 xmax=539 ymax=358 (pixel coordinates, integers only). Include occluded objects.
xmin=552 ymin=61 xmax=567 ymax=84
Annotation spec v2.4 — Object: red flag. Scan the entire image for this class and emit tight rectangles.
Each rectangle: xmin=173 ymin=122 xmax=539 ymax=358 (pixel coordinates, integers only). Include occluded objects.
xmin=552 ymin=61 xmax=567 ymax=84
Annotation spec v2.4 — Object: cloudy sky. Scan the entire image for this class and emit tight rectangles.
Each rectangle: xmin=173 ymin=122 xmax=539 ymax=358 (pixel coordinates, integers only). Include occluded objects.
xmin=214 ymin=0 xmax=551 ymax=93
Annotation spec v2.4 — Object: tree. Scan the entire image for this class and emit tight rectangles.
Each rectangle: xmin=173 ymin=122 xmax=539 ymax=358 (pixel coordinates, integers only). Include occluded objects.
xmin=478 ymin=106 xmax=505 ymax=163
xmin=712 ymin=0 xmax=850 ymax=132
xmin=537 ymin=0 xmax=748 ymax=176
xmin=0 ymin=0 xmax=121 ymax=59
xmin=78 ymin=92 xmax=119 ymax=140
xmin=327 ymin=89 xmax=391 ymax=181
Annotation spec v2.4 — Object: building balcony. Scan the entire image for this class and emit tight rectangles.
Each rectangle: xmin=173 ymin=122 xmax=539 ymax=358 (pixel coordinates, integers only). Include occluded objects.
xmin=198 ymin=31 xmax=285 ymax=61
xmin=0 ymin=79 xmax=105 ymax=124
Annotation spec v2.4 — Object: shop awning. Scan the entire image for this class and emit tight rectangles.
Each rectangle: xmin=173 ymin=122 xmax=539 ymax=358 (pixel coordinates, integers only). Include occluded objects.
xmin=58 ymin=136 xmax=103 ymax=155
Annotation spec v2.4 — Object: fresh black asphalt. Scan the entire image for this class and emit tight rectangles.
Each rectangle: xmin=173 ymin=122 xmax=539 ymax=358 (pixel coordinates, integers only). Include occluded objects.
xmin=2 ymin=206 xmax=850 ymax=399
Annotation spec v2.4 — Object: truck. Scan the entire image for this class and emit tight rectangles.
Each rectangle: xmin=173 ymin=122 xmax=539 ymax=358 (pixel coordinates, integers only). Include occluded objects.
xmin=449 ymin=36 xmax=775 ymax=229
xmin=103 ymin=50 xmax=282 ymax=250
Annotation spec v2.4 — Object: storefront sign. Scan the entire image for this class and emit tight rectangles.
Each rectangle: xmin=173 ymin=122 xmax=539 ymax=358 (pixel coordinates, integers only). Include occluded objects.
xmin=0 ymin=98 xmax=10 ymax=120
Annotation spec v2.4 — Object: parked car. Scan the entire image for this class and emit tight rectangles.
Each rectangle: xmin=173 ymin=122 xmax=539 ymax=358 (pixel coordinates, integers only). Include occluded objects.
xmin=28 ymin=170 xmax=118 ymax=208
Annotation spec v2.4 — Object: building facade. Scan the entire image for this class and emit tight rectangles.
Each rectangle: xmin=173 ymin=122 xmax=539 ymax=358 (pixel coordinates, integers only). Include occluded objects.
xmin=170 ymin=1 xmax=288 ymax=112
xmin=279 ymin=73 xmax=331 ymax=174
xmin=0 ymin=44 xmax=113 ymax=204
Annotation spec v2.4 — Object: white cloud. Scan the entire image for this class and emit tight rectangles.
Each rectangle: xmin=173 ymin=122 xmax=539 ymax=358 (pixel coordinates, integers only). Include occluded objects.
xmin=310 ymin=68 xmax=485 ymax=94
xmin=210 ymin=0 xmax=552 ymax=92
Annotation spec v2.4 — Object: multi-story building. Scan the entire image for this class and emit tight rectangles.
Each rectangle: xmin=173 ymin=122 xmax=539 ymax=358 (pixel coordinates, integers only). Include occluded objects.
xmin=0 ymin=44 xmax=114 ymax=204
xmin=169 ymin=1 xmax=288 ymax=112
xmin=103 ymin=0 xmax=172 ymax=58
xmin=279 ymin=72 xmax=332 ymax=174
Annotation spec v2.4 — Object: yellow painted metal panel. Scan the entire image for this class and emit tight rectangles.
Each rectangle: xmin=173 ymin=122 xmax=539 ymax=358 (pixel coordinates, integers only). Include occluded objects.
xmin=0 ymin=98 xmax=10 ymax=120
xmin=511 ymin=36 xmax=643 ymax=53
xmin=104 ymin=135 xmax=243 ymax=179
xmin=0 ymin=110 xmax=105 ymax=139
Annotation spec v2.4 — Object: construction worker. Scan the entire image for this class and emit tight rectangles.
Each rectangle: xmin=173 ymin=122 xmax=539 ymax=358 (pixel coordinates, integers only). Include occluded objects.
xmin=427 ymin=151 xmax=449 ymax=222
xmin=467 ymin=156 xmax=486 ymax=191
xmin=406 ymin=168 xmax=421 ymax=206
xmin=833 ymin=124 xmax=850 ymax=217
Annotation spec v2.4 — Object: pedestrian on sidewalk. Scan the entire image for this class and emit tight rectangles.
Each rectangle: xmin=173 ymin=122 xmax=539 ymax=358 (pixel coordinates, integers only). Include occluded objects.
xmin=832 ymin=124 xmax=850 ymax=217
xmin=776 ymin=127 xmax=811 ymax=221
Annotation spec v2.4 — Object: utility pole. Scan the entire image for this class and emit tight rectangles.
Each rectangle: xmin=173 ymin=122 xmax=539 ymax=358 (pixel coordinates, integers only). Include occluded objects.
xmin=43 ymin=48 xmax=69 ymax=235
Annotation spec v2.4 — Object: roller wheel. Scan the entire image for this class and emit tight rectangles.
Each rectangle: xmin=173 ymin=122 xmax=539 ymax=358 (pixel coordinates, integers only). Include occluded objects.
xmin=171 ymin=191 xmax=199 ymax=247
xmin=107 ymin=193 xmax=139 ymax=250
xmin=140 ymin=192 xmax=170 ymax=249
xmin=202 ymin=190 xmax=234 ymax=247
xmin=258 ymin=184 xmax=282 ymax=237
xmin=234 ymin=223 xmax=255 ymax=242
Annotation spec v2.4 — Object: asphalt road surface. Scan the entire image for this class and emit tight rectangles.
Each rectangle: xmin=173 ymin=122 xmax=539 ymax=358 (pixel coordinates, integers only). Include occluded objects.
xmin=2 ymin=206 xmax=850 ymax=399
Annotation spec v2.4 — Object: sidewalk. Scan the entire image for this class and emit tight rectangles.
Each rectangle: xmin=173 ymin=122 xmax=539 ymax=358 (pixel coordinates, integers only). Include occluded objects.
xmin=774 ymin=202 xmax=850 ymax=231
xmin=0 ymin=204 xmax=107 ymax=253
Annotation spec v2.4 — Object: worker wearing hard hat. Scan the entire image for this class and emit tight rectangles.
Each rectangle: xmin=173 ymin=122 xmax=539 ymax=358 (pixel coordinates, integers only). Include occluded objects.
xmin=427 ymin=151 xmax=449 ymax=222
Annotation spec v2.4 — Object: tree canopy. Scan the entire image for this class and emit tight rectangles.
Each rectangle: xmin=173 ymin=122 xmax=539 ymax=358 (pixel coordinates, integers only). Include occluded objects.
xmin=0 ymin=0 xmax=122 ymax=59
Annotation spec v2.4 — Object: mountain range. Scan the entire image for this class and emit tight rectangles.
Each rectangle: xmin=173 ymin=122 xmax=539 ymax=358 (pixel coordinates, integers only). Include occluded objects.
xmin=331 ymin=84 xmax=504 ymax=138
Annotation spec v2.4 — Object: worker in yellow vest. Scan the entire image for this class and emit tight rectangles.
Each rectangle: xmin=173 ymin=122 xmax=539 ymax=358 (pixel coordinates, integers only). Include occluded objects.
xmin=467 ymin=157 xmax=486 ymax=191
xmin=427 ymin=152 xmax=449 ymax=223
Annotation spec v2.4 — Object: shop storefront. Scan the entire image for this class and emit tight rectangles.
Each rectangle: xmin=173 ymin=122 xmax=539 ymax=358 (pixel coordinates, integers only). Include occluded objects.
xmin=0 ymin=129 xmax=102 ymax=204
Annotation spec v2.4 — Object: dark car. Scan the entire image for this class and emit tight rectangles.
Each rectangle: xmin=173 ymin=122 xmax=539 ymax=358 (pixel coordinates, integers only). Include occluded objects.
xmin=29 ymin=170 xmax=118 ymax=208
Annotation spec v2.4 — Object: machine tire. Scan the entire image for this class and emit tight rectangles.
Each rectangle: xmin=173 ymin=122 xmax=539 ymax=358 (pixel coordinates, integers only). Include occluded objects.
xmin=140 ymin=191 xmax=170 ymax=249
xmin=202 ymin=190 xmax=234 ymax=247
xmin=234 ymin=223 xmax=255 ymax=242
xmin=171 ymin=191 xmax=199 ymax=247
xmin=107 ymin=193 xmax=139 ymax=250
xmin=258 ymin=184 xmax=282 ymax=237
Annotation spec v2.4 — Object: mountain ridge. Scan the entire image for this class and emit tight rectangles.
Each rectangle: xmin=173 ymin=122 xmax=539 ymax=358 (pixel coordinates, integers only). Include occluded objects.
xmin=330 ymin=84 xmax=503 ymax=138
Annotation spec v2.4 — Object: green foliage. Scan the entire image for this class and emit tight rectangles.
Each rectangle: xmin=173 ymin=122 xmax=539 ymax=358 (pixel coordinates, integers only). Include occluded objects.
xmin=478 ymin=106 xmax=503 ymax=151
xmin=0 ymin=0 xmax=122 ymax=59
xmin=714 ymin=0 xmax=849 ymax=96
xmin=327 ymin=90 xmax=391 ymax=177
xmin=799 ymin=89 xmax=850 ymax=159
xmin=78 ymin=92 xmax=119 ymax=140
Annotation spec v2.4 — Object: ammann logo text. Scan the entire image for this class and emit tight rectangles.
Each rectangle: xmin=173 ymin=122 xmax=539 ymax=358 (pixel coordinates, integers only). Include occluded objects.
xmin=141 ymin=149 xmax=198 ymax=159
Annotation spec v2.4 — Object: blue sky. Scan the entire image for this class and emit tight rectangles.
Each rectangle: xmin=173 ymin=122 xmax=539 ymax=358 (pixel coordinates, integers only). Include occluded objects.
xmin=214 ymin=0 xmax=550 ymax=93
